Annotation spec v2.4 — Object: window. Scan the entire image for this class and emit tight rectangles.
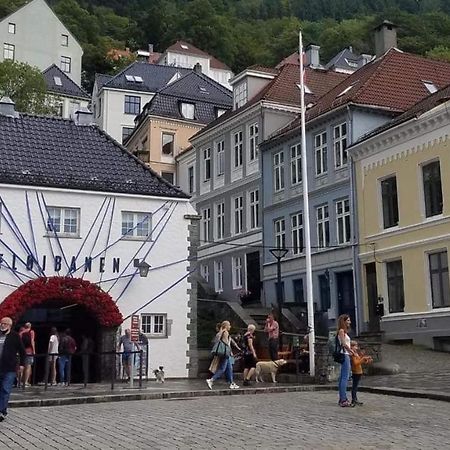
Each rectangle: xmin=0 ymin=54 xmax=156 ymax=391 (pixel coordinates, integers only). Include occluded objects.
xmin=249 ymin=123 xmax=259 ymax=161
xmin=216 ymin=108 xmax=227 ymax=118
xmin=423 ymin=81 xmax=437 ymax=94
xmin=381 ymin=176 xmax=399 ymax=229
xmin=121 ymin=211 xmax=151 ymax=238
xmin=141 ymin=314 xmax=166 ymax=336
xmin=56 ymin=103 xmax=63 ymax=117
xmin=200 ymin=208 xmax=211 ymax=243
xmin=333 ymin=123 xmax=347 ymax=168
xmin=161 ymin=172 xmax=174 ymax=184
xmin=233 ymin=131 xmax=243 ymax=168
xmin=216 ymin=202 xmax=225 ymax=240
xmin=293 ymin=279 xmax=304 ymax=304
xmin=181 ymin=102 xmax=195 ymax=119
xmin=336 ymin=198 xmax=350 ymax=244
xmin=97 ymin=98 xmax=102 ymax=118
xmin=60 ymin=56 xmax=71 ymax=73
xmin=233 ymin=196 xmax=244 ymax=235
xmin=386 ymin=260 xmax=405 ymax=313
xmin=53 ymin=76 xmax=62 ymax=86
xmin=249 ymin=190 xmax=259 ymax=230
xmin=200 ymin=264 xmax=209 ymax=282
xmin=315 ymin=131 xmax=327 ymax=176
xmin=122 ymin=127 xmax=134 ymax=144
xmin=61 ymin=34 xmax=68 ymax=47
xmin=3 ymin=43 xmax=14 ymax=60
xmin=216 ymin=140 xmax=224 ymax=176
xmin=162 ymin=133 xmax=174 ymax=156
xmin=429 ymin=251 xmax=450 ymax=308
xmin=124 ymin=95 xmax=141 ymax=115
xmin=316 ymin=205 xmax=329 ymax=248
xmin=8 ymin=23 xmax=15 ymax=34
xmin=422 ymin=161 xmax=443 ymax=217
xmin=273 ymin=151 xmax=285 ymax=192
xmin=234 ymin=81 xmax=247 ymax=109
xmin=188 ymin=166 xmax=195 ymax=194
xmin=319 ymin=274 xmax=331 ymax=310
xmin=46 ymin=207 xmax=79 ymax=236
xmin=214 ymin=260 xmax=224 ymax=292
xmin=232 ymin=256 xmax=243 ymax=289
xmin=203 ymin=148 xmax=211 ymax=181
xmin=291 ymin=212 xmax=304 ymax=255
xmin=290 ymin=143 xmax=302 ymax=185
xmin=274 ymin=218 xmax=286 ymax=249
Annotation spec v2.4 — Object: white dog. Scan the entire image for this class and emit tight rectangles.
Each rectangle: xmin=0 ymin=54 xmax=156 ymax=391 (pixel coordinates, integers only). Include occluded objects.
xmin=153 ymin=366 xmax=165 ymax=383
xmin=255 ymin=359 xmax=287 ymax=383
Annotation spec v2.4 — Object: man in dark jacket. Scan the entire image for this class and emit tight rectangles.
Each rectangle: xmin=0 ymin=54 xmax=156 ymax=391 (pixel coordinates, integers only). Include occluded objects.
xmin=0 ymin=317 xmax=25 ymax=422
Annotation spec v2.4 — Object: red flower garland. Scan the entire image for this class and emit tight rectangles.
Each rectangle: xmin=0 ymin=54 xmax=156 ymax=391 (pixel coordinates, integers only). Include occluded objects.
xmin=0 ymin=277 xmax=123 ymax=327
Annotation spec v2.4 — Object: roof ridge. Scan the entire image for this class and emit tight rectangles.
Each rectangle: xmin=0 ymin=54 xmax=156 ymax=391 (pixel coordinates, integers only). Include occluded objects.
xmin=43 ymin=64 xmax=90 ymax=98
xmin=103 ymin=61 xmax=138 ymax=87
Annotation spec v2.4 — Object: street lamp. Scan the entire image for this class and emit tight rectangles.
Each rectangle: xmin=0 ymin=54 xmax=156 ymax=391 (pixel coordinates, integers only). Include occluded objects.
xmin=269 ymin=247 xmax=288 ymax=349
xmin=134 ymin=259 xmax=151 ymax=277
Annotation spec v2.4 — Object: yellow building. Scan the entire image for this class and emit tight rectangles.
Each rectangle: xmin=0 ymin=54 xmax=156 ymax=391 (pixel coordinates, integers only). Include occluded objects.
xmin=350 ymin=87 xmax=450 ymax=349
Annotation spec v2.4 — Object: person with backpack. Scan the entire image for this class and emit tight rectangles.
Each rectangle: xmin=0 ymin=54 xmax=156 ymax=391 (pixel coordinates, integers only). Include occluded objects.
xmin=58 ymin=329 xmax=77 ymax=386
xmin=336 ymin=314 xmax=355 ymax=407
xmin=19 ymin=322 xmax=35 ymax=387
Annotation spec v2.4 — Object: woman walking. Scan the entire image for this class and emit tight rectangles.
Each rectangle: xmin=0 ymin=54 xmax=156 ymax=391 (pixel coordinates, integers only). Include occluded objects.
xmin=242 ymin=324 xmax=257 ymax=386
xmin=336 ymin=314 xmax=354 ymax=407
xmin=207 ymin=321 xmax=239 ymax=390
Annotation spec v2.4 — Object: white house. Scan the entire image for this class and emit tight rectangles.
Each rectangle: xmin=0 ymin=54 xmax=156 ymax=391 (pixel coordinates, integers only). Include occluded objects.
xmin=0 ymin=0 xmax=83 ymax=85
xmin=0 ymin=98 xmax=198 ymax=380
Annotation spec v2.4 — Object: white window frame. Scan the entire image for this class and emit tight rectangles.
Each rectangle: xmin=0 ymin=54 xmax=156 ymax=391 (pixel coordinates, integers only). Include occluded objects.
xmin=249 ymin=123 xmax=259 ymax=161
xmin=61 ymin=34 xmax=68 ymax=47
xmin=187 ymin=165 xmax=195 ymax=194
xmin=216 ymin=140 xmax=224 ymax=176
xmin=274 ymin=218 xmax=286 ymax=249
xmin=200 ymin=264 xmax=209 ymax=282
xmin=233 ymin=131 xmax=243 ymax=168
xmin=273 ymin=151 xmax=285 ymax=192
xmin=333 ymin=123 xmax=348 ymax=169
xmin=291 ymin=212 xmax=304 ymax=255
xmin=200 ymin=207 xmax=211 ymax=243
xmin=121 ymin=211 xmax=152 ymax=239
xmin=232 ymin=256 xmax=243 ymax=289
xmin=46 ymin=207 xmax=80 ymax=237
xmin=316 ymin=204 xmax=329 ymax=248
xmin=233 ymin=195 xmax=244 ymax=235
xmin=3 ymin=43 xmax=14 ymax=60
xmin=141 ymin=314 xmax=167 ymax=337
xmin=248 ymin=189 xmax=259 ymax=230
xmin=60 ymin=55 xmax=71 ymax=73
xmin=215 ymin=202 xmax=225 ymax=240
xmin=8 ymin=23 xmax=16 ymax=34
xmin=214 ymin=260 xmax=224 ymax=293
xmin=336 ymin=198 xmax=351 ymax=244
xmin=315 ymin=131 xmax=327 ymax=176
xmin=234 ymin=81 xmax=247 ymax=109
xmin=290 ymin=143 xmax=302 ymax=186
xmin=203 ymin=147 xmax=211 ymax=181
xmin=181 ymin=102 xmax=195 ymax=119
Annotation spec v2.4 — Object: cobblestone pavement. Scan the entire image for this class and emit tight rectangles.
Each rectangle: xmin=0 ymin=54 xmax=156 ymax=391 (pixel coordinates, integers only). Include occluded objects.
xmin=2 ymin=391 xmax=450 ymax=449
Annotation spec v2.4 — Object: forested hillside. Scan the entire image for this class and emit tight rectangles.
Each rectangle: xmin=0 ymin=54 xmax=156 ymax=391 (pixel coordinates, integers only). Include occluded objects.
xmin=2 ymin=0 xmax=450 ymax=89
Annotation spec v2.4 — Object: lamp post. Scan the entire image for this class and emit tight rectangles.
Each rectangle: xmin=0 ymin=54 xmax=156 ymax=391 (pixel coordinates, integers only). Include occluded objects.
xmin=269 ymin=247 xmax=288 ymax=349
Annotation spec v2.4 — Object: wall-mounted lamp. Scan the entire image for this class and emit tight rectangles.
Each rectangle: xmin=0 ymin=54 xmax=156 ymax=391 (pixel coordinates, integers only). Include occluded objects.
xmin=134 ymin=259 xmax=151 ymax=278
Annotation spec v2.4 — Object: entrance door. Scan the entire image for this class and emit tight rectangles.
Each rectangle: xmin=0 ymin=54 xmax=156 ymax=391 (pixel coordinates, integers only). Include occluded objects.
xmin=245 ymin=251 xmax=261 ymax=303
xmin=336 ymin=271 xmax=356 ymax=329
xmin=365 ymin=263 xmax=380 ymax=332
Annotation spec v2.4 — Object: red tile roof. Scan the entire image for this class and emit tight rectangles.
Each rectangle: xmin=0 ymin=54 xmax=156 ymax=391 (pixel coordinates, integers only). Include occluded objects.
xmin=275 ymin=52 xmax=300 ymax=69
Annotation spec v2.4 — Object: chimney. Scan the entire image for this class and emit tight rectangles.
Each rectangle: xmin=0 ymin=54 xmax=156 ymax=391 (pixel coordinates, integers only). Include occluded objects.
xmin=305 ymin=44 xmax=320 ymax=68
xmin=374 ymin=20 xmax=398 ymax=56
xmin=194 ymin=62 xmax=202 ymax=74
xmin=148 ymin=44 xmax=154 ymax=54
xmin=74 ymin=107 xmax=94 ymax=126
xmin=0 ymin=96 xmax=18 ymax=117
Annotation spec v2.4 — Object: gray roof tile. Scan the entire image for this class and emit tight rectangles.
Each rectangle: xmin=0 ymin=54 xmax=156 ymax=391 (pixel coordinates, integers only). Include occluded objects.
xmin=43 ymin=65 xmax=90 ymax=100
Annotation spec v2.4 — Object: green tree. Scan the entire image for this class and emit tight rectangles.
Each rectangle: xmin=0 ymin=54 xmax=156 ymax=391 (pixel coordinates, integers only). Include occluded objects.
xmin=0 ymin=60 xmax=56 ymax=115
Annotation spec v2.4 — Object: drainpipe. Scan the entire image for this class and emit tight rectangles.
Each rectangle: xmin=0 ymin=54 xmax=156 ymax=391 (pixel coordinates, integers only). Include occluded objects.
xmin=260 ymin=104 xmax=266 ymax=306
xmin=347 ymin=105 xmax=361 ymax=336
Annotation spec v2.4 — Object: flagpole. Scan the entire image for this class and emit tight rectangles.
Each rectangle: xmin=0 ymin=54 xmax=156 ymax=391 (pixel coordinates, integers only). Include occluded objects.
xmin=299 ymin=31 xmax=315 ymax=378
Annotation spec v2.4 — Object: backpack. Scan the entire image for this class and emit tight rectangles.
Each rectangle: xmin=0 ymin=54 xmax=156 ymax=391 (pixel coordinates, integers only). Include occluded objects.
xmin=21 ymin=331 xmax=32 ymax=349
xmin=332 ymin=335 xmax=345 ymax=364
xmin=59 ymin=336 xmax=77 ymax=355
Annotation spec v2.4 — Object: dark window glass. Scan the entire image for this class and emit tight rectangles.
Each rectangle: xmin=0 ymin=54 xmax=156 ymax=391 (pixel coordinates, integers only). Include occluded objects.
xmin=161 ymin=172 xmax=174 ymax=185
xmin=381 ymin=176 xmax=399 ymax=229
xmin=124 ymin=95 xmax=141 ymax=114
xmin=429 ymin=251 xmax=450 ymax=308
xmin=319 ymin=274 xmax=331 ymax=310
xmin=423 ymin=161 xmax=443 ymax=217
xmin=162 ymin=133 xmax=174 ymax=155
xmin=122 ymin=127 xmax=134 ymax=144
xmin=293 ymin=279 xmax=304 ymax=304
xmin=387 ymin=260 xmax=404 ymax=313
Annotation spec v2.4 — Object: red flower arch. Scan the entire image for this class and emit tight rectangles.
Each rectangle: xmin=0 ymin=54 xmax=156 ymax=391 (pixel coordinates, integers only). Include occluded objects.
xmin=0 ymin=277 xmax=123 ymax=327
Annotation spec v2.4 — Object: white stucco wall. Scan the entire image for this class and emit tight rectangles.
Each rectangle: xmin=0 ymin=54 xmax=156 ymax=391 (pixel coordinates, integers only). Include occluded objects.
xmin=0 ymin=183 xmax=196 ymax=378
xmin=0 ymin=0 xmax=83 ymax=85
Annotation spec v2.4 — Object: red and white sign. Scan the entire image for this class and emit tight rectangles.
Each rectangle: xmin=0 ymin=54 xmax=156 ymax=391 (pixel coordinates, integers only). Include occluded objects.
xmin=130 ymin=314 xmax=140 ymax=342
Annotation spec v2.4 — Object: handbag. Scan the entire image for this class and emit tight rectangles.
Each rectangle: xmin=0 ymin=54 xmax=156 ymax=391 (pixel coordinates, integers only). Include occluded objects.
xmin=333 ymin=335 xmax=345 ymax=364
xmin=211 ymin=332 xmax=231 ymax=358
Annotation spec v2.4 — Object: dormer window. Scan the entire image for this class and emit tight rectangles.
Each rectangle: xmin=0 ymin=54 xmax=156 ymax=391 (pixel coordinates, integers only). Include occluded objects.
xmin=297 ymin=83 xmax=312 ymax=94
xmin=181 ymin=43 xmax=189 ymax=50
xmin=423 ymin=80 xmax=438 ymax=94
xmin=181 ymin=102 xmax=195 ymax=119
xmin=216 ymin=108 xmax=227 ymax=118
xmin=234 ymin=81 xmax=247 ymax=109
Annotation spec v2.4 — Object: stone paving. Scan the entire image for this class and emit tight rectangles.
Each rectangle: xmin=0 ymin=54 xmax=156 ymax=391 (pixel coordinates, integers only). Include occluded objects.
xmin=1 ymin=391 xmax=450 ymax=449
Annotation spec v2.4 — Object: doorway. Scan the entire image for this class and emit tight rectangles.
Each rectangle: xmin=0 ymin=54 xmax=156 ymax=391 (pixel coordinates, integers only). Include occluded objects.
xmin=336 ymin=271 xmax=356 ymax=330
xmin=245 ymin=251 xmax=261 ymax=303
xmin=365 ymin=263 xmax=380 ymax=332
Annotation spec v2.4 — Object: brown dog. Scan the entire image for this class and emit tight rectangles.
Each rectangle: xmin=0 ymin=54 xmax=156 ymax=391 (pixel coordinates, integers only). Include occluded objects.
xmin=255 ymin=359 xmax=287 ymax=383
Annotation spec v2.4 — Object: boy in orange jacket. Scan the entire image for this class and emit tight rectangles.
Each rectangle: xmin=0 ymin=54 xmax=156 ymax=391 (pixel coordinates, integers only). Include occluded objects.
xmin=350 ymin=340 xmax=373 ymax=406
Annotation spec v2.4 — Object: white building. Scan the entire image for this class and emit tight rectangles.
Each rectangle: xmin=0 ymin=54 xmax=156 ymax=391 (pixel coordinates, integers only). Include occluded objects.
xmin=0 ymin=98 xmax=198 ymax=380
xmin=0 ymin=0 xmax=83 ymax=85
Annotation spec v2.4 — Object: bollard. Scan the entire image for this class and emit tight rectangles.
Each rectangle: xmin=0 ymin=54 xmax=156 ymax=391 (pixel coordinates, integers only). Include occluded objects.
xmin=139 ymin=350 xmax=143 ymax=389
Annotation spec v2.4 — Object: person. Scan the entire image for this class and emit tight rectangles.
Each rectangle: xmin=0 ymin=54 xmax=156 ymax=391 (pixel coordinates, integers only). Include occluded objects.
xmin=0 ymin=317 xmax=26 ymax=422
xmin=242 ymin=324 xmax=257 ymax=386
xmin=264 ymin=313 xmax=279 ymax=361
xmin=350 ymin=340 xmax=373 ymax=406
xmin=47 ymin=327 xmax=59 ymax=386
xmin=336 ymin=314 xmax=355 ymax=407
xmin=118 ymin=329 xmax=138 ymax=381
xmin=207 ymin=321 xmax=239 ymax=390
xmin=80 ymin=334 xmax=94 ymax=384
xmin=298 ymin=334 xmax=310 ymax=374
xmin=58 ymin=329 xmax=77 ymax=386
xmin=19 ymin=322 xmax=35 ymax=387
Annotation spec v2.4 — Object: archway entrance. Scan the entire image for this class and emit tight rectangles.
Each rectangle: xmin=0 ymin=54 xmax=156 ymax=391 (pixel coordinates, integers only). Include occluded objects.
xmin=0 ymin=276 xmax=123 ymax=383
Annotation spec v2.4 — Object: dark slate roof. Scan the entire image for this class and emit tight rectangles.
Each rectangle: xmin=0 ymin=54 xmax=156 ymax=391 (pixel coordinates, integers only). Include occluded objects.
xmin=95 ymin=73 xmax=113 ymax=89
xmin=0 ymin=113 xmax=189 ymax=199
xmin=103 ymin=61 xmax=191 ymax=93
xmin=325 ymin=48 xmax=373 ymax=72
xmin=138 ymin=71 xmax=232 ymax=125
xmin=43 ymin=65 xmax=90 ymax=100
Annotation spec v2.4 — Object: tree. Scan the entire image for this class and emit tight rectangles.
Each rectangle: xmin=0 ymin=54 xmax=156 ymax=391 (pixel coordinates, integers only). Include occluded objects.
xmin=0 ymin=60 xmax=57 ymax=115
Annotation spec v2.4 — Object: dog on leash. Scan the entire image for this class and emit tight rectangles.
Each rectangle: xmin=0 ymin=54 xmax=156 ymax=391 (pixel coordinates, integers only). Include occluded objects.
xmin=255 ymin=359 xmax=287 ymax=383
xmin=153 ymin=366 xmax=165 ymax=383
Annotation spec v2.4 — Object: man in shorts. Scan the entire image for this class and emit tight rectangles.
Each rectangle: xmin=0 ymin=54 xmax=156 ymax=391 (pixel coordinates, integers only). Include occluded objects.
xmin=117 ymin=329 xmax=138 ymax=381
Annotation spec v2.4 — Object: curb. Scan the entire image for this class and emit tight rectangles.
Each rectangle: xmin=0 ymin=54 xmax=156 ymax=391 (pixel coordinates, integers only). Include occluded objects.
xmin=360 ymin=386 xmax=450 ymax=402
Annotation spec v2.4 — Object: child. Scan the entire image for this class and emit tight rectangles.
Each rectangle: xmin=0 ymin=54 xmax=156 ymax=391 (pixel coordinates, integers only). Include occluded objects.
xmin=350 ymin=340 xmax=373 ymax=406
